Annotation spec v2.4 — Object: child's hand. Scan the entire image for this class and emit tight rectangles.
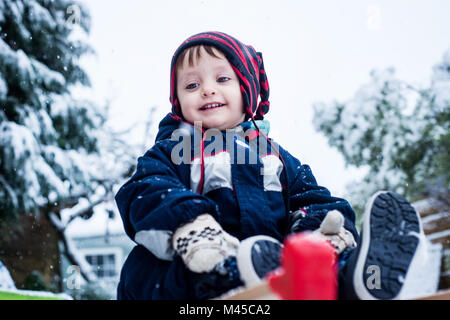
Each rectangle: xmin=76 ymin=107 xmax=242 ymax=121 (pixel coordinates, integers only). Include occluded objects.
xmin=312 ymin=210 xmax=356 ymax=254
xmin=172 ymin=214 xmax=240 ymax=273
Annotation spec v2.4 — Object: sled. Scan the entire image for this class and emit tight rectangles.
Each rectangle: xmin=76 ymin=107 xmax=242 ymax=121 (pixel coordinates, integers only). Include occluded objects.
xmin=221 ymin=281 xmax=450 ymax=300
xmin=220 ymin=233 xmax=450 ymax=300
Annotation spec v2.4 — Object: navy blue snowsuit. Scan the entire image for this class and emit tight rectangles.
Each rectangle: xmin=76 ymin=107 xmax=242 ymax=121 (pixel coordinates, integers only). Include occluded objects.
xmin=115 ymin=113 xmax=359 ymax=300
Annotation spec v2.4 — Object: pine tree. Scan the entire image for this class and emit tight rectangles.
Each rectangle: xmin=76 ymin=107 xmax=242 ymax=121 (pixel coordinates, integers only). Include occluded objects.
xmin=313 ymin=49 xmax=450 ymax=214
xmin=0 ymin=1 xmax=154 ymax=292
xmin=0 ymin=0 xmax=141 ymax=291
xmin=0 ymin=0 xmax=100 ymax=221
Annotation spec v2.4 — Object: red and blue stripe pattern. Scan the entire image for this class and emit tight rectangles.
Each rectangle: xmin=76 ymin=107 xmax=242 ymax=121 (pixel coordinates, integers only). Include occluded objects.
xmin=170 ymin=31 xmax=270 ymax=120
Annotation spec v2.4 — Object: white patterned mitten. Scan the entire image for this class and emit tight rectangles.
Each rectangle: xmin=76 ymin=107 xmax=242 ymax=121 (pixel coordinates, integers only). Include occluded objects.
xmin=172 ymin=214 xmax=240 ymax=273
xmin=313 ymin=210 xmax=356 ymax=254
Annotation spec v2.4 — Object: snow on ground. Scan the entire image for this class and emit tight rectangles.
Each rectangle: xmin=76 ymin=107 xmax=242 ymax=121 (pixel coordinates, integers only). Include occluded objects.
xmin=0 ymin=260 xmax=16 ymax=290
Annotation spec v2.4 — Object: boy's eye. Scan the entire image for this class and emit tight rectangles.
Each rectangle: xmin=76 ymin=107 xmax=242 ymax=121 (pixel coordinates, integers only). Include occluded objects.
xmin=217 ymin=77 xmax=231 ymax=82
xmin=186 ymin=83 xmax=198 ymax=90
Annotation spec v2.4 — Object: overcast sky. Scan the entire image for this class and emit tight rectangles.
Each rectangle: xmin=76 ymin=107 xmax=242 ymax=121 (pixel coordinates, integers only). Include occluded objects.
xmin=78 ymin=0 xmax=450 ymax=197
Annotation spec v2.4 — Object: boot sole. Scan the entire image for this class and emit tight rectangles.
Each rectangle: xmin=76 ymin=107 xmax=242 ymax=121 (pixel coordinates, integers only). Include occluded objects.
xmin=236 ymin=235 xmax=282 ymax=287
xmin=352 ymin=191 xmax=425 ymax=299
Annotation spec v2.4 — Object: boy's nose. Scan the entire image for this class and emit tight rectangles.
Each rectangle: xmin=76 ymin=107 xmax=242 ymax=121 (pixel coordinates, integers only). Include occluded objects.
xmin=201 ymin=87 xmax=216 ymax=97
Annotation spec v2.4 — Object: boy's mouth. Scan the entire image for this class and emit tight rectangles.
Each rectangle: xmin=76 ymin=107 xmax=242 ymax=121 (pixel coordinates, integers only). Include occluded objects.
xmin=200 ymin=103 xmax=225 ymax=111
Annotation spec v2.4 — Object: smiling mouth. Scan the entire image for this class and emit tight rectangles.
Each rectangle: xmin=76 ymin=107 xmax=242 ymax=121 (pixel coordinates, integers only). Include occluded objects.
xmin=200 ymin=103 xmax=225 ymax=111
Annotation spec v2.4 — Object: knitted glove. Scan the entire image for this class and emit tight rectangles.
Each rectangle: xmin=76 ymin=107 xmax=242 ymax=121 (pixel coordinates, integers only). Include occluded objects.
xmin=312 ymin=210 xmax=356 ymax=254
xmin=172 ymin=214 xmax=240 ymax=273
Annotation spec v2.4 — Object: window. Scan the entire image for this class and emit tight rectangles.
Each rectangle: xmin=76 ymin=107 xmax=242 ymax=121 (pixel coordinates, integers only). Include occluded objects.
xmin=85 ymin=253 xmax=116 ymax=279
xmin=79 ymin=247 xmax=122 ymax=280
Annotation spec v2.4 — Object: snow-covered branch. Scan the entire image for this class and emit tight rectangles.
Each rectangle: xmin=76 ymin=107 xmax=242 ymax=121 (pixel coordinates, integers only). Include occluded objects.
xmin=61 ymin=186 xmax=110 ymax=225
xmin=49 ymin=212 xmax=98 ymax=283
xmin=47 ymin=185 xmax=117 ymax=284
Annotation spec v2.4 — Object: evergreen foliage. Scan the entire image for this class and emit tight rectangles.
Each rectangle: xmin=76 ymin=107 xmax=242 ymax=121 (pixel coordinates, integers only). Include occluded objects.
xmin=313 ymin=50 xmax=450 ymax=212
xmin=0 ymin=0 xmax=104 ymax=221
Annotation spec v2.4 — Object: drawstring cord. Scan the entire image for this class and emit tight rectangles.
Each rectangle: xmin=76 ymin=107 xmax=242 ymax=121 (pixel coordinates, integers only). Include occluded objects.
xmin=196 ymin=123 xmax=206 ymax=195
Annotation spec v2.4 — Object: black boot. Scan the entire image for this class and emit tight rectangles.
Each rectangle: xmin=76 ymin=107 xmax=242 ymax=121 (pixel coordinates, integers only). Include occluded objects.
xmin=339 ymin=191 xmax=426 ymax=300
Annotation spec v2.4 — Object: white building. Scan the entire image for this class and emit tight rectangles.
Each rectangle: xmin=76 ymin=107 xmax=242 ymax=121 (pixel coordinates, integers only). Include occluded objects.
xmin=61 ymin=201 xmax=134 ymax=299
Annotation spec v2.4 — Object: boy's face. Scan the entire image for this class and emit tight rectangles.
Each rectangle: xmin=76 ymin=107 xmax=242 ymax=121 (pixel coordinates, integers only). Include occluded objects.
xmin=176 ymin=47 xmax=245 ymax=130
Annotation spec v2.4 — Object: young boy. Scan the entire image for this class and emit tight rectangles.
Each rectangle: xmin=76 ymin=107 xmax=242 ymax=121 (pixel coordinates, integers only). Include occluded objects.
xmin=115 ymin=31 xmax=426 ymax=300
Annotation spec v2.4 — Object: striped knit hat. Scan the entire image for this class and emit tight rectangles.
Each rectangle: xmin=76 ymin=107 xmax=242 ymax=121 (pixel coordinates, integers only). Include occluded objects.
xmin=170 ymin=31 xmax=270 ymax=120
